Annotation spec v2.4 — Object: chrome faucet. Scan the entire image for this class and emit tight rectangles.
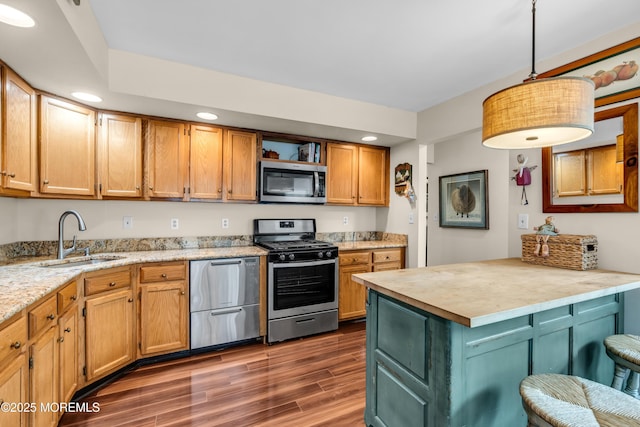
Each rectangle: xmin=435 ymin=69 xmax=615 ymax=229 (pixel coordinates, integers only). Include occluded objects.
xmin=57 ymin=210 xmax=88 ymax=259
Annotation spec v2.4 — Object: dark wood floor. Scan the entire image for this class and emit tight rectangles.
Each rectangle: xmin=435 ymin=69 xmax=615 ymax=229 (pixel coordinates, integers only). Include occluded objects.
xmin=59 ymin=321 xmax=367 ymax=427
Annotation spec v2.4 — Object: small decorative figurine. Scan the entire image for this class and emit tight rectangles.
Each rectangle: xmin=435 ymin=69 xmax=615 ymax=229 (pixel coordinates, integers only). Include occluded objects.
xmin=533 ymin=216 xmax=558 ymax=257
xmin=512 ymin=154 xmax=537 ymax=205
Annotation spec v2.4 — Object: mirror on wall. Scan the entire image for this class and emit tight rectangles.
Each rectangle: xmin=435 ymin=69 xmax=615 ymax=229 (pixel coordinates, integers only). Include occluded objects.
xmin=542 ymin=102 xmax=638 ymax=213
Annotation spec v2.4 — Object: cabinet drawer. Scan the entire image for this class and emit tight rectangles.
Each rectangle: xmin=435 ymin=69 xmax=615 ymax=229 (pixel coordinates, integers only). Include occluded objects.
xmin=84 ymin=267 xmax=131 ymax=296
xmin=0 ymin=316 xmax=27 ymax=361
xmin=339 ymin=251 xmax=371 ymax=266
xmin=57 ymin=281 xmax=78 ymax=314
xmin=373 ymin=249 xmax=402 ymax=264
xmin=28 ymin=296 xmax=57 ymax=339
xmin=140 ymin=262 xmax=186 ymax=283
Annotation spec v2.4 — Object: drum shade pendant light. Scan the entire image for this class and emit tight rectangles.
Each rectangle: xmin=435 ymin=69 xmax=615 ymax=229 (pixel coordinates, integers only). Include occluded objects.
xmin=482 ymin=0 xmax=594 ymax=149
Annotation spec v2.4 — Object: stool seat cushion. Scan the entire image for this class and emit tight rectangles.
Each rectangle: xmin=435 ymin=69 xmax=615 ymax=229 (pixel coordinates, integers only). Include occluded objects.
xmin=604 ymin=334 xmax=640 ymax=366
xmin=520 ymin=374 xmax=640 ymax=426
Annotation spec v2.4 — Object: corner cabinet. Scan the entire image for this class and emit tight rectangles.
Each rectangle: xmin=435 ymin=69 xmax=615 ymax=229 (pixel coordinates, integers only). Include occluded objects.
xmin=98 ymin=113 xmax=143 ymax=198
xmin=327 ymin=143 xmax=389 ymax=206
xmin=1 ymin=66 xmax=37 ymax=194
xmin=338 ymin=247 xmax=405 ymax=321
xmin=39 ymin=95 xmax=96 ymax=196
xmin=138 ymin=262 xmax=189 ymax=357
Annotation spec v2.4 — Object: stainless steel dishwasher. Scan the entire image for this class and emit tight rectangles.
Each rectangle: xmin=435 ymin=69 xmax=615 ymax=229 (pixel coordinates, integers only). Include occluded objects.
xmin=189 ymin=257 xmax=260 ymax=349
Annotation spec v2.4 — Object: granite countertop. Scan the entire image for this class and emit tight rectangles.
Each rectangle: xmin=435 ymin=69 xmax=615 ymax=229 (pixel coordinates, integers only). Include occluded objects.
xmin=0 ymin=246 xmax=268 ymax=324
xmin=352 ymin=258 xmax=640 ymax=328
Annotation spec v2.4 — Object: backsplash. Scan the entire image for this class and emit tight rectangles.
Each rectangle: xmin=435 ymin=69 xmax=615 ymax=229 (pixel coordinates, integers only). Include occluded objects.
xmin=0 ymin=232 xmax=407 ymax=262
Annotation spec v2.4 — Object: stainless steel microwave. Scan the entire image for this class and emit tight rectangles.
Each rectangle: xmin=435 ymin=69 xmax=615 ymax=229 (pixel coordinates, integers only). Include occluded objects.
xmin=259 ymin=161 xmax=326 ymax=204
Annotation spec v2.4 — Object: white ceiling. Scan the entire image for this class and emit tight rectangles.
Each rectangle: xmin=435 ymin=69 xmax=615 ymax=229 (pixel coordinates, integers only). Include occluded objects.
xmin=1 ymin=0 xmax=640 ymax=145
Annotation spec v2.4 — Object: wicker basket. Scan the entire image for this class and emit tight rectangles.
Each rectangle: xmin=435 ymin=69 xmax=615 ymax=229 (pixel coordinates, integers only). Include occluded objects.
xmin=521 ymin=234 xmax=598 ymax=270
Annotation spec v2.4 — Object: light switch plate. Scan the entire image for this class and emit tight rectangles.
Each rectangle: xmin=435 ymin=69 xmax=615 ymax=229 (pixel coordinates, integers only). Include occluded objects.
xmin=518 ymin=213 xmax=529 ymax=229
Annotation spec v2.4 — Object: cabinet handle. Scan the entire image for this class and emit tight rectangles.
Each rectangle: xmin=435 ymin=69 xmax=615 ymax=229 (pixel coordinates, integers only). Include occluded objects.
xmin=0 ymin=170 xmax=5 ymax=176
xmin=217 ymin=188 xmax=222 ymax=193
xmin=228 ymin=190 xmax=233 ymax=194
xmin=47 ymin=314 xmax=55 ymax=320
xmin=180 ymin=291 xmax=185 ymax=295
xmin=43 ymin=179 xmax=49 ymax=185
xmin=135 ymin=185 xmax=140 ymax=190
xmin=58 ymin=337 xmax=64 ymax=343
xmin=70 ymin=295 xmax=77 ymax=301
xmin=109 ymin=282 xmax=116 ymax=287
xmin=64 ymin=327 xmax=71 ymax=333
xmin=161 ymin=273 xmax=167 ymax=278
xmin=7 ymin=172 xmax=15 ymax=178
xmin=10 ymin=341 xmax=21 ymax=349
xmin=149 ymin=186 xmax=154 ymax=190
xmin=128 ymin=298 xmax=133 ymax=303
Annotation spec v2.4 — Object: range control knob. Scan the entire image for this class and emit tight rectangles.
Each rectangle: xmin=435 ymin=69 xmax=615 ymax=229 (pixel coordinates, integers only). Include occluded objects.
xmin=325 ymin=251 xmax=333 ymax=258
xmin=278 ymin=253 xmax=286 ymax=261
xmin=288 ymin=253 xmax=295 ymax=261
xmin=317 ymin=252 xmax=324 ymax=258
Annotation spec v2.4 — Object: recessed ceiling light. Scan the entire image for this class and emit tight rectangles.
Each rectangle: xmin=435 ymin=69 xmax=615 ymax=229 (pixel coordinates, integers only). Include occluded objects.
xmin=361 ymin=136 xmax=378 ymax=142
xmin=197 ymin=112 xmax=218 ymax=121
xmin=72 ymin=92 xmax=102 ymax=103
xmin=0 ymin=4 xmax=35 ymax=28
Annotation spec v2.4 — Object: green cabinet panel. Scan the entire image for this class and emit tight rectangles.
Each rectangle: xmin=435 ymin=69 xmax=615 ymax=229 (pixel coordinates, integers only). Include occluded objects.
xmin=365 ymin=291 xmax=623 ymax=427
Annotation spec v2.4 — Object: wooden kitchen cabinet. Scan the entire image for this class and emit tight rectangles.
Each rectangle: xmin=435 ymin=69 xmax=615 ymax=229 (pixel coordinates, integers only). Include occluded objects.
xmin=224 ymin=129 xmax=257 ymax=201
xmin=588 ymin=144 xmax=623 ymax=195
xmin=98 ymin=112 xmax=143 ymax=198
xmin=189 ymin=124 xmax=223 ymax=200
xmin=145 ymin=119 xmax=188 ymax=199
xmin=338 ymin=247 xmax=405 ymax=321
xmin=138 ymin=262 xmax=189 ymax=357
xmin=0 ymin=314 xmax=28 ymax=427
xmin=1 ymin=65 xmax=37 ymax=194
xmin=39 ymin=95 xmax=96 ymax=196
xmin=327 ymin=142 xmax=389 ymax=206
xmin=83 ymin=267 xmax=135 ymax=382
xmin=57 ymin=281 xmax=78 ymax=407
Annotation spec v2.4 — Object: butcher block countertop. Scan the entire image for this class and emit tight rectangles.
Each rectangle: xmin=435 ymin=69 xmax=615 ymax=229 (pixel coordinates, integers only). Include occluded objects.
xmin=352 ymin=258 xmax=640 ymax=328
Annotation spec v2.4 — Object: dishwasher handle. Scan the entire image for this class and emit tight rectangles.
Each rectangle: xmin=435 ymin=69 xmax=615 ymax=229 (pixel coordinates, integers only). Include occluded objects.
xmin=210 ymin=307 xmax=243 ymax=316
xmin=207 ymin=259 xmax=243 ymax=266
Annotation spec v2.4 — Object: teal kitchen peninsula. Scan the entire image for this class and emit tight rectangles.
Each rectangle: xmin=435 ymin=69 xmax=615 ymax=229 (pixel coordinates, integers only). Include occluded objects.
xmin=351 ymin=258 xmax=640 ymax=427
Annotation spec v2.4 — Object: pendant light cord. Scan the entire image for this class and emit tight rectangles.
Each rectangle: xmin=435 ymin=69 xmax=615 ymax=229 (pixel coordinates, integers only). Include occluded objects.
xmin=530 ymin=0 xmax=538 ymax=80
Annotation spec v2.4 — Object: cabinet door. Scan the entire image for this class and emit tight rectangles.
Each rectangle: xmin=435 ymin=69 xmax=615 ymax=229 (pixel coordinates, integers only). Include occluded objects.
xmin=30 ymin=326 xmax=58 ymax=427
xmin=0 ymin=354 xmax=28 ymax=427
xmin=358 ymin=145 xmax=389 ymax=206
xmin=139 ymin=281 xmax=189 ymax=356
xmin=190 ymin=124 xmax=223 ymax=200
xmin=339 ymin=263 xmax=371 ymax=321
xmin=39 ymin=96 xmax=95 ymax=196
xmin=85 ymin=289 xmax=135 ymax=382
xmin=553 ymin=151 xmax=586 ymax=197
xmin=224 ymin=130 xmax=257 ymax=201
xmin=58 ymin=308 xmax=78 ymax=405
xmin=327 ymin=143 xmax=358 ymax=204
xmin=588 ymin=145 xmax=623 ymax=195
xmin=2 ymin=67 xmax=37 ymax=192
xmin=146 ymin=120 xmax=188 ymax=199
xmin=98 ymin=113 xmax=142 ymax=198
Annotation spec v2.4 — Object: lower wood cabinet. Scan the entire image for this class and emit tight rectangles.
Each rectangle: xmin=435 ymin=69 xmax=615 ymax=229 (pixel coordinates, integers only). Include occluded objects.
xmin=0 ymin=316 xmax=28 ymax=427
xmin=29 ymin=326 xmax=58 ymax=427
xmin=138 ymin=262 xmax=189 ymax=357
xmin=83 ymin=267 xmax=135 ymax=382
xmin=338 ymin=247 xmax=405 ymax=321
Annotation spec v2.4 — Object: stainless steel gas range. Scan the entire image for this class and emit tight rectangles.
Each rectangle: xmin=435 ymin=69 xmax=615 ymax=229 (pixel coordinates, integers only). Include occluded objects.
xmin=253 ymin=218 xmax=338 ymax=343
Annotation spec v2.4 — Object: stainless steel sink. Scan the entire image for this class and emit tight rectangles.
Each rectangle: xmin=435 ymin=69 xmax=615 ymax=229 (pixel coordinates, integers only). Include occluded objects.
xmin=38 ymin=256 xmax=124 ymax=268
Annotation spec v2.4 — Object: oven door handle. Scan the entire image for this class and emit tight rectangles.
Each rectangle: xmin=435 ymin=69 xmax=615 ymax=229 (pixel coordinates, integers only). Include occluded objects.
xmin=271 ymin=259 xmax=336 ymax=268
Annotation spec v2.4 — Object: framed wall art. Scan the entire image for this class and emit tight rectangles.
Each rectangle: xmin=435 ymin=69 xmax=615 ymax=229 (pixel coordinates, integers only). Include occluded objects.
xmin=537 ymin=37 xmax=640 ymax=107
xmin=439 ymin=170 xmax=489 ymax=229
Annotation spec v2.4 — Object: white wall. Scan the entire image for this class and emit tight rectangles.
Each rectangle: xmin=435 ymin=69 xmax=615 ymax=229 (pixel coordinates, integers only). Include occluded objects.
xmin=418 ymin=24 xmax=640 ymax=333
xmin=0 ymin=197 xmax=18 ymax=245
xmin=8 ymin=198 xmax=378 ymax=242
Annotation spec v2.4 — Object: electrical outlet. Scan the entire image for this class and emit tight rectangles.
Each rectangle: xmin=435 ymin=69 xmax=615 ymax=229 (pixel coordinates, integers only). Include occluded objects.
xmin=222 ymin=218 xmax=229 ymax=229
xmin=171 ymin=218 xmax=179 ymax=230
xmin=123 ymin=216 xmax=133 ymax=229
xmin=518 ymin=213 xmax=529 ymax=229
xmin=343 ymin=216 xmax=349 ymax=225
xmin=409 ymin=212 xmax=414 ymax=224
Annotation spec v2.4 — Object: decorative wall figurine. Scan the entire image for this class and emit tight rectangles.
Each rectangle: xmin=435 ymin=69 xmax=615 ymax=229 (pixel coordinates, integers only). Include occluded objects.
xmin=395 ymin=163 xmax=416 ymax=204
xmin=512 ymin=154 xmax=537 ymax=205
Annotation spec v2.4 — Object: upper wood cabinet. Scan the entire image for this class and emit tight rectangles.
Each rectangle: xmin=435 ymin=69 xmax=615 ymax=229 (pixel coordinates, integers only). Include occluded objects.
xmin=327 ymin=142 xmax=389 ymax=206
xmin=98 ymin=113 xmax=142 ymax=198
xmin=39 ymin=96 xmax=96 ymax=196
xmin=224 ymin=129 xmax=257 ymax=201
xmin=189 ymin=124 xmax=223 ymax=200
xmin=145 ymin=119 xmax=188 ymax=199
xmin=553 ymin=145 xmax=623 ymax=197
xmin=1 ymin=66 xmax=37 ymax=194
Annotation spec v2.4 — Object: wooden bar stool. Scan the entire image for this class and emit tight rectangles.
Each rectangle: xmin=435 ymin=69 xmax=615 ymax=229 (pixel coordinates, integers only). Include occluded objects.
xmin=604 ymin=334 xmax=640 ymax=399
xmin=519 ymin=374 xmax=640 ymax=426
